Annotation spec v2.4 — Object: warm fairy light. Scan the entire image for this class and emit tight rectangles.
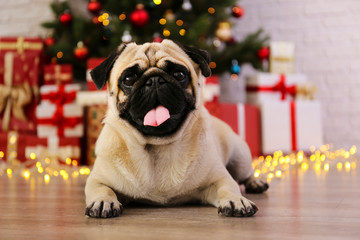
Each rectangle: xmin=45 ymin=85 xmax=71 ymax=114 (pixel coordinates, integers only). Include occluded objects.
xmin=62 ymin=173 xmax=69 ymax=180
xmin=57 ymin=51 xmax=63 ymax=59
xmin=0 ymin=151 xmax=4 ymax=158
xmin=272 ymin=159 xmax=278 ymax=167
xmin=119 ymin=13 xmax=126 ymax=21
xmin=351 ymin=162 xmax=357 ymax=169
xmin=23 ymin=170 xmax=30 ymax=179
xmin=153 ymin=0 xmax=161 ymax=5
xmin=36 ymin=162 xmax=41 ymax=168
xmin=44 ymin=174 xmax=50 ymax=183
xmin=72 ymin=160 xmax=78 ymax=166
xmin=345 ymin=162 xmax=351 ymax=170
xmin=320 ymin=154 xmax=326 ymax=161
xmin=38 ymin=167 xmax=44 ymax=173
xmin=208 ymin=7 xmax=215 ymax=14
xmin=275 ymin=170 xmax=282 ymax=178
xmin=310 ymin=145 xmax=316 ymax=152
xmin=337 ymin=162 xmax=343 ymax=170
xmin=60 ymin=170 xmax=66 ymax=176
xmin=254 ymin=170 xmax=261 ymax=178
xmin=163 ymin=28 xmax=170 ymax=37
xmin=7 ymin=168 xmax=12 ymax=175
xmin=176 ymin=19 xmax=183 ymax=26
xmin=159 ymin=18 xmax=166 ymax=25
xmin=45 ymin=158 xmax=51 ymax=164
xmin=350 ymin=145 xmax=357 ymax=155
xmin=53 ymin=171 xmax=59 ymax=176
xmin=231 ymin=74 xmax=238 ymax=81
xmin=85 ymin=168 xmax=91 ymax=175
xmin=279 ymin=156 xmax=285 ymax=164
xmin=179 ymin=29 xmax=186 ymax=36
xmin=301 ymin=162 xmax=309 ymax=170
xmin=30 ymin=152 xmax=36 ymax=160
xmin=267 ymin=173 xmax=274 ymax=179
xmin=209 ymin=62 xmax=216 ymax=69
xmin=72 ymin=171 xmax=79 ymax=178
xmin=66 ymin=158 xmax=72 ymax=165
xmin=103 ymin=19 xmax=110 ymax=26
xmin=310 ymin=154 xmax=316 ymax=161
xmin=314 ymin=163 xmax=321 ymax=171
xmin=344 ymin=151 xmax=350 ymax=159
xmin=324 ymin=163 xmax=330 ymax=171
xmin=285 ymin=156 xmax=290 ymax=164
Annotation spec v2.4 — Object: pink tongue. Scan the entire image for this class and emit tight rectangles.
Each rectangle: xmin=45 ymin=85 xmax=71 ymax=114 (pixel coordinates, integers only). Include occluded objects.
xmin=144 ymin=106 xmax=170 ymax=127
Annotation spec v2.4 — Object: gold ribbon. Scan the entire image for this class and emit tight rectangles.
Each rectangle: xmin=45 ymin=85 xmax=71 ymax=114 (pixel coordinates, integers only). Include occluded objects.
xmin=0 ymin=52 xmax=33 ymax=131
xmin=0 ymin=37 xmax=43 ymax=53
xmin=44 ymin=65 xmax=72 ymax=84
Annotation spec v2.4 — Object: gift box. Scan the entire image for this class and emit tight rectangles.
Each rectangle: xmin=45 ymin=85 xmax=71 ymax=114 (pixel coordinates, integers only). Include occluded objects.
xmin=0 ymin=131 xmax=30 ymax=163
xmin=218 ymin=103 xmax=260 ymax=157
xmin=260 ymin=100 xmax=323 ymax=154
xmin=87 ymin=58 xmax=106 ymax=90
xmin=44 ymin=64 xmax=73 ymax=85
xmin=0 ymin=51 xmax=41 ymax=133
xmin=269 ymin=41 xmax=295 ymax=74
xmin=203 ymin=75 xmax=220 ymax=118
xmin=85 ymin=104 xmax=107 ymax=166
xmin=36 ymin=84 xmax=83 ymax=137
xmin=0 ymin=37 xmax=43 ymax=54
xmin=246 ymin=73 xmax=307 ymax=105
xmin=24 ymin=136 xmax=81 ymax=165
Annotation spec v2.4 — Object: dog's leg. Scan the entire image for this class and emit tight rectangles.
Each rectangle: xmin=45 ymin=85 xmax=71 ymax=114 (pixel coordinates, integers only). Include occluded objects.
xmin=201 ymin=174 xmax=258 ymax=217
xmin=85 ymin=177 xmax=123 ymax=218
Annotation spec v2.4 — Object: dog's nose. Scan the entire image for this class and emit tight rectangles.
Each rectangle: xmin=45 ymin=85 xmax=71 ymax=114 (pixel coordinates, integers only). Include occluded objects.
xmin=145 ymin=76 xmax=166 ymax=86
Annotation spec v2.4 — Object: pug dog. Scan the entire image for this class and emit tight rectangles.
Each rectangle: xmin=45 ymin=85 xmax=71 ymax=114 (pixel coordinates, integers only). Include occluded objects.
xmin=85 ymin=39 xmax=268 ymax=218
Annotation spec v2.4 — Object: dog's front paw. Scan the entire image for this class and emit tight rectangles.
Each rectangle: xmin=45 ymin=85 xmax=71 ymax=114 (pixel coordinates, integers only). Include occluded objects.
xmin=244 ymin=175 xmax=269 ymax=194
xmin=218 ymin=196 xmax=258 ymax=217
xmin=85 ymin=200 xmax=123 ymax=218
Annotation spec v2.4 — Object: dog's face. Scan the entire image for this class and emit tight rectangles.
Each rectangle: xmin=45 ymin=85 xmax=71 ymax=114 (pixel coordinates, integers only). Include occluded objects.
xmin=91 ymin=40 xmax=211 ymax=136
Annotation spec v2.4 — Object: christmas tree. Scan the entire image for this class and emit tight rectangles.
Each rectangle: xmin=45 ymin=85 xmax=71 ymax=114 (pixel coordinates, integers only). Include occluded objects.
xmin=42 ymin=0 xmax=269 ymax=80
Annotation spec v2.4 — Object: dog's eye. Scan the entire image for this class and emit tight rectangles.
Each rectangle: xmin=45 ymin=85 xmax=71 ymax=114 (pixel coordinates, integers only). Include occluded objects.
xmin=123 ymin=74 xmax=137 ymax=86
xmin=173 ymin=71 xmax=185 ymax=81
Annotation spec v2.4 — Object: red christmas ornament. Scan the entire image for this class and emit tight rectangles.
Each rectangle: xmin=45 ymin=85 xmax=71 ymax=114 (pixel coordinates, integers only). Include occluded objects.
xmin=232 ymin=6 xmax=244 ymax=18
xmin=88 ymin=1 xmax=102 ymax=15
xmin=257 ymin=47 xmax=270 ymax=60
xmin=74 ymin=42 xmax=89 ymax=60
xmin=92 ymin=16 xmax=101 ymax=25
xmin=59 ymin=12 xmax=72 ymax=26
xmin=44 ymin=37 xmax=55 ymax=47
xmin=130 ymin=5 xmax=150 ymax=28
xmin=153 ymin=36 xmax=163 ymax=43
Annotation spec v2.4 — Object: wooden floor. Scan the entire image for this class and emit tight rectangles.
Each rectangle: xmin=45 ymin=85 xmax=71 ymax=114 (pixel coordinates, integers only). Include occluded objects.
xmin=0 ymin=167 xmax=360 ymax=240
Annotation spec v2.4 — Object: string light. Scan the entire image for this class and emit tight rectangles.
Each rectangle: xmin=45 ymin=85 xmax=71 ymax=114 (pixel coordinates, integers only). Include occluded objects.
xmin=153 ymin=0 xmax=161 ymax=5
xmin=176 ymin=19 xmax=183 ymax=26
xmin=208 ymin=7 xmax=215 ymax=14
xmin=159 ymin=18 xmax=166 ymax=25
xmin=163 ymin=28 xmax=170 ymax=37
xmin=179 ymin=29 xmax=186 ymax=36
xmin=119 ymin=13 xmax=126 ymax=21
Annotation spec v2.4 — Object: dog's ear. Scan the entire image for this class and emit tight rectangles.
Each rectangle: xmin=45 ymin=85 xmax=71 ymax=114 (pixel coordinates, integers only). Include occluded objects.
xmin=90 ymin=44 xmax=127 ymax=90
xmin=173 ymin=41 xmax=211 ymax=77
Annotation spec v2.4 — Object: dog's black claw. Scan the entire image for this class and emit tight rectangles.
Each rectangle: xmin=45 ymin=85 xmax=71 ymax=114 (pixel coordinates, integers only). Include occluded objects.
xmin=245 ymin=179 xmax=269 ymax=194
xmin=85 ymin=201 xmax=123 ymax=218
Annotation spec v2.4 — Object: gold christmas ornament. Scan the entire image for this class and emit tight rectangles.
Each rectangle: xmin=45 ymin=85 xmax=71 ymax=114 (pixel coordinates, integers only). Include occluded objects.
xmin=215 ymin=22 xmax=232 ymax=42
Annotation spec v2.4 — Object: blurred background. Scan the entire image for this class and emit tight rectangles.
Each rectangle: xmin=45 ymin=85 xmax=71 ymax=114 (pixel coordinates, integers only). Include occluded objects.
xmin=0 ymin=0 xmax=359 ymax=169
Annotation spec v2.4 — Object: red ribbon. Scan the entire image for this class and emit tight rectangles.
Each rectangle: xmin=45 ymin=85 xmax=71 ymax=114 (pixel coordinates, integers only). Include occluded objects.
xmin=290 ymin=101 xmax=297 ymax=151
xmin=246 ymin=74 xmax=297 ymax=100
xmin=41 ymin=85 xmax=76 ymax=105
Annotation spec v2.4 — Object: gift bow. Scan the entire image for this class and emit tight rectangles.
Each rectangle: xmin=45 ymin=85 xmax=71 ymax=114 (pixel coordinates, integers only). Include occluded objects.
xmin=246 ymin=74 xmax=296 ymax=100
xmin=0 ymin=52 xmax=33 ymax=131
xmin=41 ymin=85 xmax=77 ymax=105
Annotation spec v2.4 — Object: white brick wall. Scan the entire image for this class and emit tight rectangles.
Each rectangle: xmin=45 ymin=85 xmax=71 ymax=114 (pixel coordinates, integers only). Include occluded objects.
xmin=234 ymin=0 xmax=360 ymax=150
xmin=0 ymin=0 xmax=359 ymax=150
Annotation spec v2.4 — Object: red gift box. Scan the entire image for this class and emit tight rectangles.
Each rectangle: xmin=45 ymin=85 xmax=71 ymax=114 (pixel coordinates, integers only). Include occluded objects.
xmin=203 ymin=75 xmax=221 ymax=118
xmin=24 ymin=136 xmax=81 ymax=165
xmin=218 ymin=103 xmax=260 ymax=157
xmin=0 ymin=37 xmax=43 ymax=54
xmin=0 ymin=131 xmax=30 ymax=163
xmin=87 ymin=58 xmax=106 ymax=91
xmin=44 ymin=64 xmax=73 ymax=85
xmin=0 ymin=51 xmax=40 ymax=133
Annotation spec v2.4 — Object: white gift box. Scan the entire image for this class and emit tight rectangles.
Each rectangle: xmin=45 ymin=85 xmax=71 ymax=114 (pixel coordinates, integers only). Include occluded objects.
xmin=246 ymin=73 xmax=307 ymax=105
xmin=269 ymin=41 xmax=295 ymax=74
xmin=260 ymin=100 xmax=323 ymax=154
xmin=36 ymin=84 xmax=83 ymax=137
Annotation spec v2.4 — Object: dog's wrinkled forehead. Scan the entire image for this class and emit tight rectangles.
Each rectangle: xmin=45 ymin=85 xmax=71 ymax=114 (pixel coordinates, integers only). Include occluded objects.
xmin=112 ymin=41 xmax=194 ymax=79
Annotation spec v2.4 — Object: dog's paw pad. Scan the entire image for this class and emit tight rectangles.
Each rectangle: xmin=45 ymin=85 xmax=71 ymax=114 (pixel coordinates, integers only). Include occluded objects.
xmin=218 ymin=197 xmax=258 ymax=217
xmin=85 ymin=200 xmax=123 ymax=218
xmin=245 ymin=177 xmax=269 ymax=194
